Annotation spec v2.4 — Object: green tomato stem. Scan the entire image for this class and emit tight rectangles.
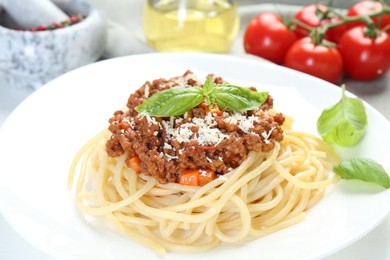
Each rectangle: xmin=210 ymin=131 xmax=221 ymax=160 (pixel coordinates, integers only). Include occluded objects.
xmin=288 ymin=19 xmax=316 ymax=32
xmin=324 ymin=8 xmax=390 ymax=30
xmin=290 ymin=5 xmax=390 ymax=44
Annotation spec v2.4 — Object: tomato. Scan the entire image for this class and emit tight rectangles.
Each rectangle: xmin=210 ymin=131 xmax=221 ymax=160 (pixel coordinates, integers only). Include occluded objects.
xmin=293 ymin=4 xmax=325 ymax=38
xmin=284 ymin=37 xmax=343 ymax=84
xmin=325 ymin=18 xmax=349 ymax=43
xmin=338 ymin=26 xmax=390 ymax=81
xmin=347 ymin=1 xmax=390 ymax=29
xmin=293 ymin=4 xmax=348 ymax=42
xmin=243 ymin=12 xmax=297 ymax=64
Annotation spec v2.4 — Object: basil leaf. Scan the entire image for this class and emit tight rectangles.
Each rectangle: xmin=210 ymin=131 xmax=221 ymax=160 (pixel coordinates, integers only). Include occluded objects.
xmin=317 ymin=85 xmax=367 ymax=146
xmin=206 ymin=95 xmax=216 ymax=110
xmin=203 ymin=77 xmax=216 ymax=109
xmin=210 ymin=85 xmax=268 ymax=111
xmin=333 ymin=158 xmax=390 ymax=189
xmin=135 ymin=78 xmax=269 ymax=117
xmin=135 ymin=87 xmax=204 ymax=117
xmin=203 ymin=77 xmax=215 ymax=95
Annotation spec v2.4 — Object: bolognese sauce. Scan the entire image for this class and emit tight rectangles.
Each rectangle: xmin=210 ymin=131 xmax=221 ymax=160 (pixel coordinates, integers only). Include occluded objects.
xmin=106 ymin=71 xmax=285 ymax=184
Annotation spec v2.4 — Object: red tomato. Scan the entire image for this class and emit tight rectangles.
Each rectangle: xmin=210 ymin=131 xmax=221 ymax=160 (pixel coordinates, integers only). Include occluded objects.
xmin=243 ymin=12 xmax=297 ymax=64
xmin=347 ymin=1 xmax=390 ymax=29
xmin=284 ymin=37 xmax=343 ymax=83
xmin=293 ymin=4 xmax=348 ymax=43
xmin=338 ymin=26 xmax=390 ymax=81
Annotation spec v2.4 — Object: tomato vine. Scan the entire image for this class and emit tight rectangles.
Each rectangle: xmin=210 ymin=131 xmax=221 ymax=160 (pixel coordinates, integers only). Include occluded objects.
xmin=243 ymin=0 xmax=390 ymax=82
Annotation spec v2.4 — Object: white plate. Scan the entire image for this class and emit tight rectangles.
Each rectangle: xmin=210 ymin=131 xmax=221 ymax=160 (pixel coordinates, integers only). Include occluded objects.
xmin=0 ymin=53 xmax=389 ymax=260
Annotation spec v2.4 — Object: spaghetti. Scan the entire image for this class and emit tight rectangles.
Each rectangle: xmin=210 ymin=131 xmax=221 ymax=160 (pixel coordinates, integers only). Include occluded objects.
xmin=68 ymin=72 xmax=339 ymax=256
xmin=68 ymin=130 xmax=338 ymax=256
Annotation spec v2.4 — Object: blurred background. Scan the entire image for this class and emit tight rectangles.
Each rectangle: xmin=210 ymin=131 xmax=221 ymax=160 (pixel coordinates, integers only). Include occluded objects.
xmin=82 ymin=0 xmax=368 ymax=57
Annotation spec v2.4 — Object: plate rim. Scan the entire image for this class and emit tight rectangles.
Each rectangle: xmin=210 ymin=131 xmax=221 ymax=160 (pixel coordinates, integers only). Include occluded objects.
xmin=0 ymin=52 xmax=389 ymax=260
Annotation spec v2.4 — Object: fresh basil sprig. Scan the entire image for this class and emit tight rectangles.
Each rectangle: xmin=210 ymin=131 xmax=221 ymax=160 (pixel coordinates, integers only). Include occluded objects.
xmin=334 ymin=158 xmax=390 ymax=189
xmin=317 ymin=85 xmax=367 ymax=147
xmin=135 ymin=87 xmax=204 ymax=117
xmin=209 ymin=84 xmax=269 ymax=112
xmin=135 ymin=77 xmax=268 ymax=117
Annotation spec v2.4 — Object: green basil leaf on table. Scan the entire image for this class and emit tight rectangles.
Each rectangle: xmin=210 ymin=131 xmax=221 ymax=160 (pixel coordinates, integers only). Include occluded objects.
xmin=135 ymin=87 xmax=204 ymax=117
xmin=333 ymin=158 xmax=390 ymax=189
xmin=317 ymin=85 xmax=367 ymax=146
xmin=210 ymin=85 xmax=268 ymax=112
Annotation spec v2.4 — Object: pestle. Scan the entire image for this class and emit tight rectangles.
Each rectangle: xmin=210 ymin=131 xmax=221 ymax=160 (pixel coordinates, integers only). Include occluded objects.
xmin=2 ymin=0 xmax=69 ymax=29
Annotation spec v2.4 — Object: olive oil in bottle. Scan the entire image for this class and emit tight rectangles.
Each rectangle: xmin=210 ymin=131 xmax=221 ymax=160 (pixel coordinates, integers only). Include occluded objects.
xmin=143 ymin=0 xmax=239 ymax=53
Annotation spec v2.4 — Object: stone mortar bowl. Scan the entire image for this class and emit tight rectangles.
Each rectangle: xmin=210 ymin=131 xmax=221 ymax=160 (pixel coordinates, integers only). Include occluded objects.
xmin=0 ymin=0 xmax=106 ymax=90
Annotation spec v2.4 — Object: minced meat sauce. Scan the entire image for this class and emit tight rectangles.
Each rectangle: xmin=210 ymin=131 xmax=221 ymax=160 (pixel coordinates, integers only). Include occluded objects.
xmin=106 ymin=71 xmax=285 ymax=184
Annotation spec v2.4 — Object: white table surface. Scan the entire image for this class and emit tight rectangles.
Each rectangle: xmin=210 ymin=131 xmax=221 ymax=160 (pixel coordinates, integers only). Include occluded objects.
xmin=1 ymin=1 xmax=390 ymax=259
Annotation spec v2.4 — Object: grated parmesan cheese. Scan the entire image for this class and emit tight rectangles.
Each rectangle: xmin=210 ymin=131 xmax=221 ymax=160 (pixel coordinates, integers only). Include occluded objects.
xmin=175 ymin=118 xmax=183 ymax=124
xmin=165 ymin=154 xmax=178 ymax=161
xmin=163 ymin=143 xmax=173 ymax=150
xmin=162 ymin=115 xmax=229 ymax=146
xmin=146 ymin=116 xmax=158 ymax=126
xmin=144 ymin=98 xmax=271 ymax=150
xmin=261 ymin=126 xmax=276 ymax=144
xmin=224 ymin=112 xmax=260 ymax=134
xmin=184 ymin=72 xmax=201 ymax=84
xmin=174 ymin=76 xmax=187 ymax=88
xmin=122 ymin=117 xmax=134 ymax=129
xmin=144 ymin=84 xmax=149 ymax=98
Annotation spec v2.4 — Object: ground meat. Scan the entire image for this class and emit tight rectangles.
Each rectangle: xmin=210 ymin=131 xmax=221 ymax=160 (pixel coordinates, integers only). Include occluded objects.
xmin=106 ymin=71 xmax=285 ymax=184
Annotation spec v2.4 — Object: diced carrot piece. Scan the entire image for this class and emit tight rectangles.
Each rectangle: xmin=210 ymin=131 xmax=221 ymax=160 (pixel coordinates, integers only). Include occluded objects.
xmin=179 ymin=169 xmax=216 ymax=186
xmin=198 ymin=170 xmax=216 ymax=186
xmin=259 ymin=111 xmax=265 ymax=117
xmin=198 ymin=103 xmax=222 ymax=116
xmin=209 ymin=104 xmax=223 ymax=116
xmin=198 ymin=102 xmax=209 ymax=111
xmin=179 ymin=169 xmax=199 ymax=186
xmin=125 ymin=156 xmax=142 ymax=174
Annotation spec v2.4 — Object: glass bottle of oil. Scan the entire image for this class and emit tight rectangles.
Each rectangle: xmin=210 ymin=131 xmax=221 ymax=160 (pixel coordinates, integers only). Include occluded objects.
xmin=143 ymin=0 xmax=239 ymax=53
